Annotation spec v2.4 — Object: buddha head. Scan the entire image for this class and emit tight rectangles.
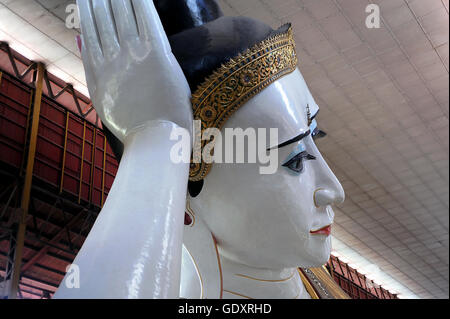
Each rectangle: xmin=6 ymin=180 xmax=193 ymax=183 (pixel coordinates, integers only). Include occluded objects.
xmin=189 ymin=68 xmax=345 ymax=270
xmin=104 ymin=0 xmax=345 ymax=273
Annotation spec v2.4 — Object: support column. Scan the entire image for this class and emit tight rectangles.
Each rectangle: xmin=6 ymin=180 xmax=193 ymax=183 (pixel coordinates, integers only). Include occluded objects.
xmin=8 ymin=63 xmax=44 ymax=299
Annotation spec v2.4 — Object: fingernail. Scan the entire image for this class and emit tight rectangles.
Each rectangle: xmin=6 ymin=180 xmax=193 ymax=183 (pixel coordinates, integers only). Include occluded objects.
xmin=76 ymin=35 xmax=82 ymax=53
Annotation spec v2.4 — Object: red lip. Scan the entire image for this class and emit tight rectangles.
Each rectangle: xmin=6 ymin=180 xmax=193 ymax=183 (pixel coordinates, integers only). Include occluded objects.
xmin=310 ymin=225 xmax=331 ymax=236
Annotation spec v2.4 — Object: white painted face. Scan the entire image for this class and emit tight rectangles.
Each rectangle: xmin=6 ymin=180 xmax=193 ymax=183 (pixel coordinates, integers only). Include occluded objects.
xmin=190 ymin=68 xmax=345 ymax=269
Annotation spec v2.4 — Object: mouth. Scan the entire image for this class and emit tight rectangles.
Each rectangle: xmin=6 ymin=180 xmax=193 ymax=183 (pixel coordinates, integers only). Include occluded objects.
xmin=310 ymin=224 xmax=331 ymax=236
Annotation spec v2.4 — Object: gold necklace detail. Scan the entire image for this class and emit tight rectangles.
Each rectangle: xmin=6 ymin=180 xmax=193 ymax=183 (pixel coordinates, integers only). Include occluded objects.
xmin=223 ymin=286 xmax=301 ymax=299
xmin=234 ymin=271 xmax=296 ymax=282
xmin=223 ymin=289 xmax=253 ymax=299
xmin=223 ymin=270 xmax=301 ymax=298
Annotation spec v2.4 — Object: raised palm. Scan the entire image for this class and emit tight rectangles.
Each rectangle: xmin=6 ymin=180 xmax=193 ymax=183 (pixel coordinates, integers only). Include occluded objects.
xmin=78 ymin=0 xmax=192 ymax=142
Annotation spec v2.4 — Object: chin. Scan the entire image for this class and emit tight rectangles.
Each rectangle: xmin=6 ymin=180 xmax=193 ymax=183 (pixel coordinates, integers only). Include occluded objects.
xmin=294 ymin=236 xmax=332 ymax=268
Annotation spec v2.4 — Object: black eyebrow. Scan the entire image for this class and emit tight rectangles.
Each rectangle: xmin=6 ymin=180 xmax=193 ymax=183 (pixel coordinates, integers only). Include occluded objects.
xmin=311 ymin=109 xmax=319 ymax=121
xmin=267 ymin=129 xmax=311 ymax=150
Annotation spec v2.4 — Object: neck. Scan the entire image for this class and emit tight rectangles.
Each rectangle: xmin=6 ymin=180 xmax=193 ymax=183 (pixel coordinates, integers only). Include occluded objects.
xmin=219 ymin=254 xmax=310 ymax=299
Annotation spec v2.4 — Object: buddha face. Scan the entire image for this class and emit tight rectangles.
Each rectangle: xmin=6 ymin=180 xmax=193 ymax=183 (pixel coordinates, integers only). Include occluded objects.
xmin=190 ymin=69 xmax=345 ymax=269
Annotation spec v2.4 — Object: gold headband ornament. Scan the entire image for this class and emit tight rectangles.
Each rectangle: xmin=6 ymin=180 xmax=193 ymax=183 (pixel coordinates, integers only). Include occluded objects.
xmin=189 ymin=26 xmax=298 ymax=181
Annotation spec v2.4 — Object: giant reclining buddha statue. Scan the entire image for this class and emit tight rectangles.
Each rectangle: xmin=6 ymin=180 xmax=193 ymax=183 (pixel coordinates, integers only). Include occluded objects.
xmin=55 ymin=0 xmax=348 ymax=299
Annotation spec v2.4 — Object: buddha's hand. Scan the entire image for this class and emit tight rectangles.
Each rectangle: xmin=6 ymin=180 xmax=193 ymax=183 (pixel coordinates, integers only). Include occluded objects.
xmin=78 ymin=0 xmax=192 ymax=142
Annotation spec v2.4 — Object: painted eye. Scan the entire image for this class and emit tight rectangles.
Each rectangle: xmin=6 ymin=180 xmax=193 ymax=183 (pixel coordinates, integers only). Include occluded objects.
xmin=311 ymin=126 xmax=327 ymax=140
xmin=309 ymin=119 xmax=326 ymax=140
xmin=282 ymin=151 xmax=316 ymax=173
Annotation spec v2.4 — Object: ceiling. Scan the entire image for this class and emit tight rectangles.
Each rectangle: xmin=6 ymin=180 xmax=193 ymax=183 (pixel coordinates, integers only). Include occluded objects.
xmin=0 ymin=0 xmax=448 ymax=298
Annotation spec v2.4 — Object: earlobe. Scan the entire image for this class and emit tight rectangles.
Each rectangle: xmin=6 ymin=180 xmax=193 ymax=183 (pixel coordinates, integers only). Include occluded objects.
xmin=188 ymin=179 xmax=204 ymax=197
xmin=180 ymin=198 xmax=223 ymax=298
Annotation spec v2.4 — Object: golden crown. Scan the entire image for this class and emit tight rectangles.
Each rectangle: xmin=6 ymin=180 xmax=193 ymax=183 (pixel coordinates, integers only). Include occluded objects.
xmin=189 ymin=26 xmax=298 ymax=181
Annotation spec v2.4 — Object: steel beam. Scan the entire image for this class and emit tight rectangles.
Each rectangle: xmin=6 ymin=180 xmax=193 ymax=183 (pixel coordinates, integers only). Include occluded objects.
xmin=0 ymin=183 xmax=18 ymax=221
xmin=59 ymin=112 xmax=70 ymax=194
xmin=8 ymin=63 xmax=44 ymax=299
xmin=78 ymin=121 xmax=86 ymax=203
xmin=0 ymin=228 xmax=16 ymax=298
xmin=20 ymin=210 xmax=82 ymax=273
xmin=101 ymin=137 xmax=107 ymax=207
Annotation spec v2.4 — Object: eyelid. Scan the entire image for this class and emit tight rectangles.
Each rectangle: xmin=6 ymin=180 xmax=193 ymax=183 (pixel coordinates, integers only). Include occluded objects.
xmin=282 ymin=151 xmax=317 ymax=173
xmin=311 ymin=127 xmax=327 ymax=140
xmin=282 ymin=143 xmax=306 ymax=164
xmin=268 ymin=129 xmax=310 ymax=150
xmin=309 ymin=119 xmax=317 ymax=132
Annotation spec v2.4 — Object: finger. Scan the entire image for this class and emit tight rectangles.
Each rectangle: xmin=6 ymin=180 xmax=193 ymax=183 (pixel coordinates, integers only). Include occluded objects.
xmin=111 ymin=0 xmax=139 ymax=45
xmin=76 ymin=35 xmax=82 ymax=53
xmin=80 ymin=36 xmax=98 ymax=98
xmin=131 ymin=0 xmax=171 ymax=53
xmin=77 ymin=0 xmax=103 ymax=65
xmin=92 ymin=0 xmax=120 ymax=59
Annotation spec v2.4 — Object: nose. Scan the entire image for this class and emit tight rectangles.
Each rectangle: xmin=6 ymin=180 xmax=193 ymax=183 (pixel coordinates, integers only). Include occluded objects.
xmin=310 ymin=146 xmax=345 ymax=207
xmin=314 ymin=188 xmax=344 ymax=207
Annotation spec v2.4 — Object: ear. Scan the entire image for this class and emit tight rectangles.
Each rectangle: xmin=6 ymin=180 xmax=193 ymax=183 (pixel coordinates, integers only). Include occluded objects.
xmin=180 ymin=199 xmax=223 ymax=298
